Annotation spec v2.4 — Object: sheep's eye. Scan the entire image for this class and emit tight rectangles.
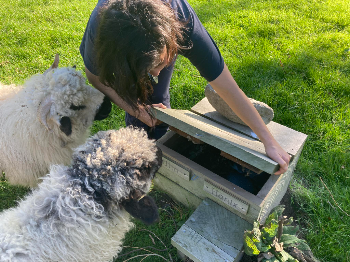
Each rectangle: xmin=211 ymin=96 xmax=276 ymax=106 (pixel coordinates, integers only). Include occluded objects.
xmin=70 ymin=104 xmax=86 ymax=111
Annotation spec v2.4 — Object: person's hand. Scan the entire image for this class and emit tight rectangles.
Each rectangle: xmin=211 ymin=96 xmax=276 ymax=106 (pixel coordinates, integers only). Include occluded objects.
xmin=152 ymin=103 xmax=167 ymax=109
xmin=137 ymin=103 xmax=167 ymax=127
xmin=264 ymin=141 xmax=291 ymax=175
xmin=152 ymin=103 xmax=166 ymax=125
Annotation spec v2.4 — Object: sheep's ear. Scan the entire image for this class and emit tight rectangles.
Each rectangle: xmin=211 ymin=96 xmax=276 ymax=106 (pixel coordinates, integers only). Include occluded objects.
xmin=38 ymin=96 xmax=54 ymax=131
xmin=43 ymin=54 xmax=59 ymax=75
xmin=121 ymin=190 xmax=159 ymax=225
xmin=59 ymin=116 xmax=72 ymax=136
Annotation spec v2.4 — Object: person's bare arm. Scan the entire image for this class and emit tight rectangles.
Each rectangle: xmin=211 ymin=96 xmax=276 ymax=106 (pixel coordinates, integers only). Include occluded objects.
xmin=209 ymin=64 xmax=291 ymax=175
xmin=85 ymin=67 xmax=166 ymax=127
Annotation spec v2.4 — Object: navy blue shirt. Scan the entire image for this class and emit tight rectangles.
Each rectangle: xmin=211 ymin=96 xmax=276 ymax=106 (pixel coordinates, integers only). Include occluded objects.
xmin=80 ymin=0 xmax=225 ymax=138
xmin=80 ymin=0 xmax=224 ymax=82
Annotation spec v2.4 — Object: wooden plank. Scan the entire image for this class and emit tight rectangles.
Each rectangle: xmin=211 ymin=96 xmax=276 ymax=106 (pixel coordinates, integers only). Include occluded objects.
xmin=203 ymin=180 xmax=249 ymax=215
xmin=169 ymin=126 xmax=204 ymax=144
xmin=171 ymin=224 xmax=237 ymax=262
xmin=220 ymin=151 xmax=263 ymax=174
xmin=171 ymin=198 xmax=252 ymax=262
xmin=158 ymin=156 xmax=191 ymax=181
xmin=191 ymin=97 xmax=308 ymax=157
xmin=153 ymin=108 xmax=279 ymax=174
xmin=191 ymin=97 xmax=256 ymax=138
xmin=185 ymin=199 xmax=252 ymax=259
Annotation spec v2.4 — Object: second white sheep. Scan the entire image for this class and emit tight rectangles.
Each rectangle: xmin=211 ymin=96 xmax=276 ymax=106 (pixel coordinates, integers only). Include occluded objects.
xmin=0 ymin=54 xmax=111 ymax=187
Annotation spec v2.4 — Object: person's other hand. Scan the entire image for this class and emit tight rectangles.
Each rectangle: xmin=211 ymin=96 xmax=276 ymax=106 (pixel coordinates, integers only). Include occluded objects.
xmin=264 ymin=142 xmax=291 ymax=175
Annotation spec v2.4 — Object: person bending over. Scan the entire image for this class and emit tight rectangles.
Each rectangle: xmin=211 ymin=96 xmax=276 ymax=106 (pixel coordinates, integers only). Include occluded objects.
xmin=80 ymin=0 xmax=290 ymax=175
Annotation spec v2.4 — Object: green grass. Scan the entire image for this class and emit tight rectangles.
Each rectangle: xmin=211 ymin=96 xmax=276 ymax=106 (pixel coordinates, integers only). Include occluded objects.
xmin=0 ymin=173 xmax=29 ymax=211
xmin=114 ymin=190 xmax=193 ymax=262
xmin=1 ymin=0 xmax=350 ymax=261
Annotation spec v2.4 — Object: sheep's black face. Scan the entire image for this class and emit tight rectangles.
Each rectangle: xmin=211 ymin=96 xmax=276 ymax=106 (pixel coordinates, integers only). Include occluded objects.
xmin=136 ymin=147 xmax=162 ymax=181
xmin=94 ymin=96 xmax=112 ymax=121
xmin=119 ymin=147 xmax=161 ymax=225
xmin=121 ymin=189 xmax=159 ymax=225
xmin=155 ymin=147 xmax=163 ymax=174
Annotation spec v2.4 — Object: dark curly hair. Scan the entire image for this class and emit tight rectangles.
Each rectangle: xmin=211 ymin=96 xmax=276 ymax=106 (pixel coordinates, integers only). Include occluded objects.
xmin=96 ymin=0 xmax=186 ymax=113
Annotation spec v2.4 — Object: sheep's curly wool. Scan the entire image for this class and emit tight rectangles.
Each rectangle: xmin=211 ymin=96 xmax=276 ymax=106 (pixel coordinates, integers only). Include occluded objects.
xmin=0 ymin=127 xmax=162 ymax=262
xmin=0 ymin=56 xmax=108 ymax=187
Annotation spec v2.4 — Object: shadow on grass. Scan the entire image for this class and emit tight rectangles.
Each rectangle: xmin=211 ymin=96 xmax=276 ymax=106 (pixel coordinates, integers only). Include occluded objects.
xmin=114 ymin=189 xmax=194 ymax=262
xmin=0 ymin=174 xmax=30 ymax=212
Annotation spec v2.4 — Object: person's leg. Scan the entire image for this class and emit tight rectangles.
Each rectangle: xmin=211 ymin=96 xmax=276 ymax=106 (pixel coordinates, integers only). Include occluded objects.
xmin=125 ymin=57 xmax=176 ymax=140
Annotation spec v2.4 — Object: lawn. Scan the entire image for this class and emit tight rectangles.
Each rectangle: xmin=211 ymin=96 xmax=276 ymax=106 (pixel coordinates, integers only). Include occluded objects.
xmin=0 ymin=0 xmax=349 ymax=261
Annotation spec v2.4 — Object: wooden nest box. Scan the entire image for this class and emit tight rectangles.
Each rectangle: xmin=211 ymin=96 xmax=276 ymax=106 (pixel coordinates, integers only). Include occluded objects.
xmin=153 ymin=97 xmax=307 ymax=262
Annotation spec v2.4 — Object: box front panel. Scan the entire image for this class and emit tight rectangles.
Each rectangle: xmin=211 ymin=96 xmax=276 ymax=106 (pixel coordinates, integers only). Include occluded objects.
xmin=203 ymin=180 xmax=249 ymax=215
xmin=156 ymin=150 xmax=262 ymax=223
xmin=159 ymin=156 xmax=191 ymax=181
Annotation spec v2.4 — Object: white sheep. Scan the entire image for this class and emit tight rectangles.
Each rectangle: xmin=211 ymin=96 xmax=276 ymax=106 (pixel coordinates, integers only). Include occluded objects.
xmin=0 ymin=54 xmax=111 ymax=187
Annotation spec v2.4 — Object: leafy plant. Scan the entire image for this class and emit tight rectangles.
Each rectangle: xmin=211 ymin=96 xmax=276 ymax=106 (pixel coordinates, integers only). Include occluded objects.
xmin=244 ymin=205 xmax=319 ymax=262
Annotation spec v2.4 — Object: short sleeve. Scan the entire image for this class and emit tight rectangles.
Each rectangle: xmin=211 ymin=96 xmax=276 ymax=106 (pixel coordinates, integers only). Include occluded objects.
xmin=80 ymin=2 xmax=105 ymax=76
xmin=179 ymin=3 xmax=225 ymax=82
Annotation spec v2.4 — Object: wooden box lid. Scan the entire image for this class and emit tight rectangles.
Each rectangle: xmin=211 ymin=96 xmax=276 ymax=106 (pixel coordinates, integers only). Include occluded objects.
xmin=153 ymin=99 xmax=307 ymax=175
